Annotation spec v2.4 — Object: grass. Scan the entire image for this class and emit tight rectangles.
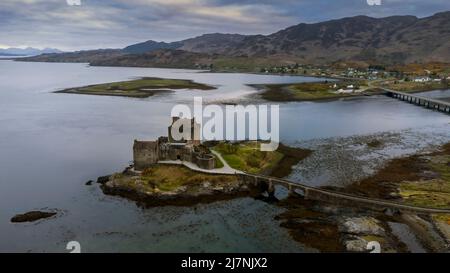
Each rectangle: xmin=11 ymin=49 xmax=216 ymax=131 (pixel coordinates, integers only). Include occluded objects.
xmin=211 ymin=141 xmax=312 ymax=176
xmin=288 ymin=83 xmax=343 ymax=100
xmin=212 ymin=141 xmax=284 ymax=174
xmin=433 ymin=214 xmax=450 ymax=225
xmin=399 ymin=155 xmax=450 ymax=209
xmin=56 ymin=77 xmax=215 ymax=98
xmin=257 ymin=81 xmax=368 ymax=102
xmin=381 ymin=81 xmax=449 ymax=93
xmin=349 ymin=142 xmax=450 ymax=209
xmin=213 ymin=154 xmax=224 ymax=169
xmin=112 ymin=165 xmax=238 ymax=193
xmin=399 ymin=188 xmax=450 ymax=208
xmin=362 ymin=235 xmax=386 ymax=245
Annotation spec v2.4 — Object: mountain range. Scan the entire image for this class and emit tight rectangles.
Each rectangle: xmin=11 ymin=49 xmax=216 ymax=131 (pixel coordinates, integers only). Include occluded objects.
xmin=0 ymin=47 xmax=61 ymax=56
xmin=19 ymin=11 xmax=450 ymax=69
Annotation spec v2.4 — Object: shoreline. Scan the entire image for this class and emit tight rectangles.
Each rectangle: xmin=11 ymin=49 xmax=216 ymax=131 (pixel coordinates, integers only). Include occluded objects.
xmin=54 ymin=77 xmax=216 ymax=98
xmin=99 ymin=168 xmax=265 ymax=208
xmin=342 ymin=142 xmax=450 ymax=251
xmin=98 ymin=142 xmax=312 ymax=208
xmin=247 ymin=83 xmax=383 ymax=103
xmin=9 ymin=59 xmax=450 ymax=103
xmin=94 ymin=140 xmax=450 ymax=252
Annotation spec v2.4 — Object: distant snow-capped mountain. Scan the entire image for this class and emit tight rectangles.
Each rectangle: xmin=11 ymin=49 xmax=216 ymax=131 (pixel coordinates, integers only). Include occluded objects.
xmin=0 ymin=47 xmax=62 ymax=56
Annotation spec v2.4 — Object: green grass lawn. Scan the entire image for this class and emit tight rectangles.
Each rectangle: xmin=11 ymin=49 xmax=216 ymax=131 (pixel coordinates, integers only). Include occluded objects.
xmin=212 ymin=142 xmax=284 ymax=174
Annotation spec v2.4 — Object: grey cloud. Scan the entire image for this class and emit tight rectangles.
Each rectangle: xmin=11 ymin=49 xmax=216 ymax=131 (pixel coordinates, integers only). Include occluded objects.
xmin=0 ymin=0 xmax=449 ymax=51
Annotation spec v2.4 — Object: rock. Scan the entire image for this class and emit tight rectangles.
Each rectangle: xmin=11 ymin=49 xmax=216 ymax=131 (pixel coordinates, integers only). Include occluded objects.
xmin=122 ymin=166 xmax=135 ymax=175
xmin=85 ymin=180 xmax=93 ymax=186
xmin=11 ymin=211 xmax=57 ymax=223
xmin=366 ymin=139 xmax=382 ymax=148
xmin=343 ymin=235 xmax=369 ymax=252
xmin=383 ymin=208 xmax=400 ymax=217
xmin=387 ymin=192 xmax=401 ymax=199
xmin=339 ymin=216 xmax=385 ymax=236
xmin=421 ymin=170 xmax=440 ymax=180
xmin=177 ymin=186 xmax=188 ymax=193
xmin=97 ymin=175 xmax=111 ymax=185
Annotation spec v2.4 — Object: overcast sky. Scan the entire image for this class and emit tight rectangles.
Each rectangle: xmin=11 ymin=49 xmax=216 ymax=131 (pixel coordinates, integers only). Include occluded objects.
xmin=1 ymin=0 xmax=449 ymax=51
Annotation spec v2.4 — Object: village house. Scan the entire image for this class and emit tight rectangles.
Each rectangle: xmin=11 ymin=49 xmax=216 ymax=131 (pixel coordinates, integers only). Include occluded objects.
xmin=414 ymin=77 xmax=431 ymax=83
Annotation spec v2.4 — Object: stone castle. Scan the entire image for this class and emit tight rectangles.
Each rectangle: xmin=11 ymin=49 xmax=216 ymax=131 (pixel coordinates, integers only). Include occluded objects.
xmin=133 ymin=117 xmax=216 ymax=171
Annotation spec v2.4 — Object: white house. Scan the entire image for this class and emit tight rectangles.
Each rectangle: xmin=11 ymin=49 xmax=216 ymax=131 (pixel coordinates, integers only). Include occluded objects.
xmin=336 ymin=88 xmax=353 ymax=94
xmin=414 ymin=77 xmax=431 ymax=83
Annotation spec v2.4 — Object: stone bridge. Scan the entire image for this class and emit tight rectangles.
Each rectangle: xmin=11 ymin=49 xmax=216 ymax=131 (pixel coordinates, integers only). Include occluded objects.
xmin=155 ymin=155 xmax=450 ymax=215
xmin=239 ymin=173 xmax=450 ymax=215
xmin=383 ymin=88 xmax=450 ymax=114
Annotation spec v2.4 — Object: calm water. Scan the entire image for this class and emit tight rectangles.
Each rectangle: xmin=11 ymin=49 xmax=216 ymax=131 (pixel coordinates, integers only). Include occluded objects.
xmin=0 ymin=60 xmax=449 ymax=252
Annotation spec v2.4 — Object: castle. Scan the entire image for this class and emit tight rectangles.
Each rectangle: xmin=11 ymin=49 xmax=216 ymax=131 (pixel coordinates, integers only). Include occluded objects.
xmin=133 ymin=117 xmax=216 ymax=171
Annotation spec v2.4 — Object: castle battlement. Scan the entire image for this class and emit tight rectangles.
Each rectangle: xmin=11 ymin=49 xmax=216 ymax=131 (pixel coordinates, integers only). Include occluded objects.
xmin=133 ymin=117 xmax=215 ymax=171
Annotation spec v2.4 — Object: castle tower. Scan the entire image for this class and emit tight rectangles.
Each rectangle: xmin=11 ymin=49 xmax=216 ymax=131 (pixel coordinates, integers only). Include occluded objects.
xmin=168 ymin=117 xmax=201 ymax=146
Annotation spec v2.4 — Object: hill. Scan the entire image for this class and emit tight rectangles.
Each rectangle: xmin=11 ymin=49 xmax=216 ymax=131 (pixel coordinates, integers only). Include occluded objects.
xmin=18 ymin=11 xmax=450 ymax=68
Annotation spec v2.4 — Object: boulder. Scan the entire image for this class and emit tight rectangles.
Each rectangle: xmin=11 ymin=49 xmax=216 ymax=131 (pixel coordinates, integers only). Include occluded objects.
xmin=343 ymin=235 xmax=369 ymax=252
xmin=97 ymin=175 xmax=111 ymax=185
xmin=339 ymin=216 xmax=385 ymax=236
xmin=11 ymin=211 xmax=57 ymax=223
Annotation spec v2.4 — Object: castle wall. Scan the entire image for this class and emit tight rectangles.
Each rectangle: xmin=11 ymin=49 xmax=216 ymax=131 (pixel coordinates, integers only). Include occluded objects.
xmin=167 ymin=144 xmax=185 ymax=160
xmin=133 ymin=117 xmax=215 ymax=171
xmin=133 ymin=140 xmax=159 ymax=171
xmin=195 ymin=154 xmax=216 ymax=170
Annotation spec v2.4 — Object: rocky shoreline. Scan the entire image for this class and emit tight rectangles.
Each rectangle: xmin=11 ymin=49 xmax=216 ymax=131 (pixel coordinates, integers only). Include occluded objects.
xmin=98 ymin=166 xmax=264 ymax=208
xmin=94 ymin=140 xmax=450 ymax=252
xmin=275 ymin=142 xmax=450 ymax=253
xmin=275 ymin=195 xmax=411 ymax=252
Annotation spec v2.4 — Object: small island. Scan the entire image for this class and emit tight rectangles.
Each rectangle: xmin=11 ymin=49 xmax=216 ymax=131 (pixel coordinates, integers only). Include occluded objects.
xmin=55 ymin=77 xmax=216 ymax=98
xmin=98 ymin=117 xmax=312 ymax=207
